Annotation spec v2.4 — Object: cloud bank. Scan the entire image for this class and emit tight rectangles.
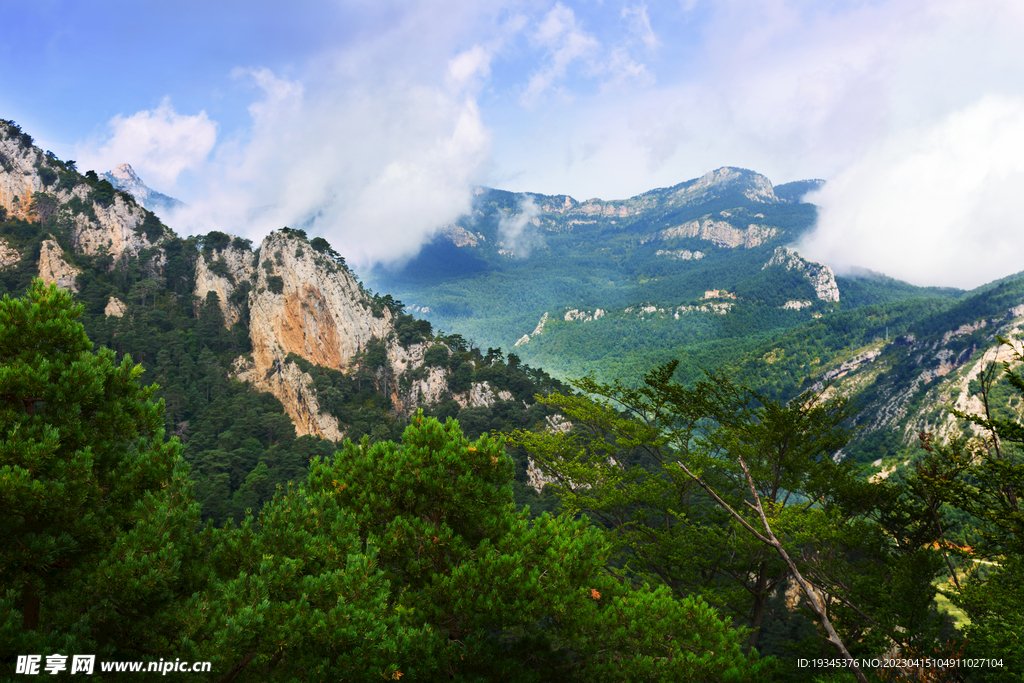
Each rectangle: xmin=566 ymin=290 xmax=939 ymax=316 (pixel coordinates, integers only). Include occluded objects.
xmin=799 ymin=95 xmax=1024 ymax=289
xmin=65 ymin=0 xmax=1024 ymax=286
xmin=76 ymin=99 xmax=216 ymax=190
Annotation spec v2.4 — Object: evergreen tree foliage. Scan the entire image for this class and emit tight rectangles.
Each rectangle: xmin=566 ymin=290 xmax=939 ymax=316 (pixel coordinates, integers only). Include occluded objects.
xmin=305 ymin=410 xmax=768 ymax=682
xmin=0 ymin=280 xmax=200 ymax=671
xmin=513 ymin=362 xmax=950 ymax=678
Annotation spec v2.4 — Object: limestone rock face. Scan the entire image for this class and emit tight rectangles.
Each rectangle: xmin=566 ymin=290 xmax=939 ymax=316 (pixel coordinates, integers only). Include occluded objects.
xmin=1 ymin=126 xmax=160 ymax=265
xmin=37 ymin=238 xmax=80 ymax=292
xmin=387 ymin=340 xmax=451 ymax=411
xmin=564 ymin=308 xmax=605 ymax=322
xmin=194 ymin=244 xmax=256 ymax=327
xmin=235 ymin=230 xmax=392 ymax=437
xmin=67 ymin=188 xmax=160 ymax=262
xmin=655 ymin=249 xmax=704 ymax=260
xmin=233 ymin=356 xmax=344 ymax=442
xmin=514 ymin=311 xmax=549 ymax=347
xmin=645 ymin=218 xmax=778 ymax=249
xmin=763 ymin=247 xmax=840 ymax=302
xmin=0 ymin=238 xmax=18 ymax=270
xmin=440 ymin=224 xmax=484 ymax=247
xmin=105 ymin=297 xmax=127 ymax=317
xmin=0 ymin=132 xmax=46 ymax=221
xmin=453 ymin=381 xmax=513 ymax=410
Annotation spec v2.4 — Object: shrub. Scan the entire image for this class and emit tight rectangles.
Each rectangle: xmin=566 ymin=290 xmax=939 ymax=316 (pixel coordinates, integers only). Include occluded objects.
xmin=267 ymin=275 xmax=284 ymax=294
xmin=89 ymin=179 xmax=116 ymax=208
xmin=36 ymin=165 xmax=58 ymax=188
xmin=423 ymin=344 xmax=450 ymax=368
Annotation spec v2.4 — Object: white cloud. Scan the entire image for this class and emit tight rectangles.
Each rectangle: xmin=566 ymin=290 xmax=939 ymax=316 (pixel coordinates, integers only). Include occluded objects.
xmin=167 ymin=63 xmax=490 ymax=267
xmin=520 ymin=3 xmax=601 ymax=107
xmin=76 ymin=98 xmax=216 ymax=190
xmin=622 ymin=4 xmax=659 ymax=50
xmin=799 ymin=95 xmax=1024 ymax=289
xmin=446 ymin=45 xmax=492 ymax=92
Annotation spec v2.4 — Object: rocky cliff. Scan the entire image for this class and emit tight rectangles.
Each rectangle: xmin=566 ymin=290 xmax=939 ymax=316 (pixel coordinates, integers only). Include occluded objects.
xmin=233 ymin=230 xmax=393 ymax=439
xmin=0 ymin=238 xmax=18 ymax=269
xmin=37 ymin=237 xmax=81 ymax=291
xmin=194 ymin=243 xmax=256 ymax=327
xmin=763 ymin=247 xmax=840 ymax=302
xmin=645 ymin=218 xmax=778 ymax=249
xmin=0 ymin=122 xmax=163 ymax=265
xmin=0 ymin=125 xmax=46 ymax=221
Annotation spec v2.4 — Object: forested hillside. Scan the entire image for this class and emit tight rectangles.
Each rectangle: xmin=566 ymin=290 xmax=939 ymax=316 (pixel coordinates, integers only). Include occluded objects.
xmin=0 ymin=119 xmax=566 ymax=525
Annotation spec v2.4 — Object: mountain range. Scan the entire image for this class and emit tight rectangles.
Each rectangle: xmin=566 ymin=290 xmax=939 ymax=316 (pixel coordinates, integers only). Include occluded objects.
xmin=2 ymin=116 xmax=1023 ymax=501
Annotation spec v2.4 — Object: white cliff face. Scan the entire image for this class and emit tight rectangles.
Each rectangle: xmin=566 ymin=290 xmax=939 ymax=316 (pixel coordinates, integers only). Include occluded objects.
xmin=0 ymin=238 xmax=18 ymax=269
xmin=67 ymin=189 xmax=160 ymax=262
xmin=645 ymin=218 xmax=778 ymax=249
xmin=387 ymin=340 xmax=450 ymax=411
xmin=565 ymin=308 xmax=605 ymax=322
xmin=194 ymin=244 xmax=256 ymax=327
xmin=0 ymin=132 xmax=47 ymax=221
xmin=105 ymin=297 xmax=127 ymax=317
xmin=514 ymin=311 xmax=549 ymax=347
xmin=234 ymin=231 xmax=393 ymax=438
xmin=669 ymin=167 xmax=779 ymax=206
xmin=233 ymin=355 xmax=344 ymax=442
xmin=1 ymin=127 xmax=159 ymax=265
xmin=763 ymin=247 xmax=840 ymax=302
xmin=655 ymin=249 xmax=704 ymax=260
xmin=37 ymin=238 xmax=80 ymax=292
xmin=441 ymin=224 xmax=485 ymax=247
xmin=453 ymin=381 xmax=513 ymax=410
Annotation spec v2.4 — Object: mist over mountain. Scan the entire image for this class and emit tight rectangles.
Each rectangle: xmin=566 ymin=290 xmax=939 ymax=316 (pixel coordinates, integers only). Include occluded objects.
xmin=100 ymin=162 xmax=186 ymax=216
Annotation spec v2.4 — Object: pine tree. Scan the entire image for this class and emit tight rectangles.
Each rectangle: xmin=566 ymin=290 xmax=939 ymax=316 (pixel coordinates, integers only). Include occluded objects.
xmin=308 ymin=410 xmax=765 ymax=681
xmin=0 ymin=280 xmax=200 ymax=670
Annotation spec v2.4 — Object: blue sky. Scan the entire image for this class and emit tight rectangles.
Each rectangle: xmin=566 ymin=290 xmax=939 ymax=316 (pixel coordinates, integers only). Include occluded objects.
xmin=3 ymin=0 xmax=1024 ymax=287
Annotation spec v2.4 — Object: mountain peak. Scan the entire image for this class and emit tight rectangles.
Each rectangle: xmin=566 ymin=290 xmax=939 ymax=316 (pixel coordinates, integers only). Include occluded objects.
xmin=100 ymin=164 xmax=184 ymax=215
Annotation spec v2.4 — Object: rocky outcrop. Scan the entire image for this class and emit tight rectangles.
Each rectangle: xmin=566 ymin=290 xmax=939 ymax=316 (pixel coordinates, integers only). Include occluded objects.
xmin=387 ymin=340 xmax=450 ymax=411
xmin=233 ymin=355 xmax=344 ymax=441
xmin=105 ymin=297 xmax=127 ymax=317
xmin=514 ymin=312 xmax=549 ymax=347
xmin=0 ymin=128 xmax=46 ymax=221
xmin=783 ymin=300 xmax=813 ymax=311
xmin=675 ymin=303 xmax=732 ymax=317
xmin=644 ymin=218 xmax=778 ymax=249
xmin=66 ymin=188 xmax=161 ymax=262
xmin=565 ymin=308 xmax=605 ymax=322
xmin=234 ymin=230 xmax=392 ymax=438
xmin=194 ymin=244 xmax=256 ymax=327
xmin=441 ymin=224 xmax=485 ymax=247
xmin=453 ymin=381 xmax=513 ymax=410
xmin=0 ymin=238 xmax=18 ymax=269
xmin=763 ymin=247 xmax=840 ymax=302
xmin=655 ymin=249 xmax=704 ymax=260
xmin=1 ymin=125 xmax=161 ymax=266
xmin=37 ymin=238 xmax=80 ymax=292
